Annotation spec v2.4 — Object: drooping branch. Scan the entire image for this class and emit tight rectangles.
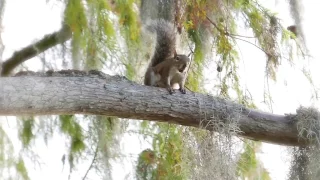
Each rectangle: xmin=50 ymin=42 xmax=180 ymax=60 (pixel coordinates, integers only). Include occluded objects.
xmin=1 ymin=25 xmax=72 ymax=76
xmin=206 ymin=16 xmax=270 ymax=56
xmin=0 ymin=70 xmax=303 ymax=146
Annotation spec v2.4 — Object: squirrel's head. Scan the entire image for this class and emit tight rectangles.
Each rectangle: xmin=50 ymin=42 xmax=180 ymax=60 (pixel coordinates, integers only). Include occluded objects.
xmin=174 ymin=55 xmax=190 ymax=73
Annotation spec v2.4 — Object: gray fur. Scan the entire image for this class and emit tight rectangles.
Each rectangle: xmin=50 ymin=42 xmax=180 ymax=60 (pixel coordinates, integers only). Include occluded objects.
xmin=146 ymin=19 xmax=176 ymax=67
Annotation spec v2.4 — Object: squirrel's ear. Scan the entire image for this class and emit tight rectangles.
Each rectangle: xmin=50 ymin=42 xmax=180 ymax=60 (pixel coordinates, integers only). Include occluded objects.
xmin=174 ymin=50 xmax=177 ymax=58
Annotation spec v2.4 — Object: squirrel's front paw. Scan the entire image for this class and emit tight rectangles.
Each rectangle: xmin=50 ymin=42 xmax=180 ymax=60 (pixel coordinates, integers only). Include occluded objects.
xmin=179 ymin=87 xmax=186 ymax=94
xmin=167 ymin=87 xmax=175 ymax=94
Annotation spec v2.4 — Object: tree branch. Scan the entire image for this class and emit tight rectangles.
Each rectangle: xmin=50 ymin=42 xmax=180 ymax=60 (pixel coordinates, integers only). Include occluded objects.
xmin=1 ymin=25 xmax=72 ymax=76
xmin=0 ymin=70 xmax=303 ymax=146
xmin=205 ymin=16 xmax=272 ymax=56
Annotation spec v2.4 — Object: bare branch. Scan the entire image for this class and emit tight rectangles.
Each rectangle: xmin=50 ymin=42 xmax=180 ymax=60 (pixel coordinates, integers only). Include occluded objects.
xmin=1 ymin=25 xmax=72 ymax=76
xmin=206 ymin=16 xmax=270 ymax=56
xmin=82 ymin=145 xmax=98 ymax=180
xmin=0 ymin=70 xmax=303 ymax=146
xmin=206 ymin=16 xmax=255 ymax=39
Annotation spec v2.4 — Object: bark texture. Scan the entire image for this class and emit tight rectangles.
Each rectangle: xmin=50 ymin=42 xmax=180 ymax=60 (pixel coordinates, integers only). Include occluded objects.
xmin=0 ymin=70 xmax=303 ymax=146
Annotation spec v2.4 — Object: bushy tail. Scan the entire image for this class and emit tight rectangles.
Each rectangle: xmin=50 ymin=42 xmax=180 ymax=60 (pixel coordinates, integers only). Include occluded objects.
xmin=146 ymin=19 xmax=176 ymax=67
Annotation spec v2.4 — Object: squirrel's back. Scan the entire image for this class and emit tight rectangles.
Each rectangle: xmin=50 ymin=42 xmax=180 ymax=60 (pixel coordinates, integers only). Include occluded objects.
xmin=147 ymin=19 xmax=176 ymax=67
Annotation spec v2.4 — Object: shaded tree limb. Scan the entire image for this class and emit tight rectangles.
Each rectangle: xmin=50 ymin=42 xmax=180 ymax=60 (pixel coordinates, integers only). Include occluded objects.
xmin=1 ymin=25 xmax=72 ymax=76
xmin=0 ymin=70 xmax=304 ymax=146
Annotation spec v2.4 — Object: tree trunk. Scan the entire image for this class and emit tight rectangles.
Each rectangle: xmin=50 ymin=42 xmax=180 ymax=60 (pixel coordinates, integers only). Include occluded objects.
xmin=0 ymin=70 xmax=303 ymax=146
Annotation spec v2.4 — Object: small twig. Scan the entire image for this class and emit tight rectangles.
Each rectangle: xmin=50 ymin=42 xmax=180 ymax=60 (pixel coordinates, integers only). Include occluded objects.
xmin=182 ymin=38 xmax=195 ymax=92
xmin=82 ymin=145 xmax=99 ymax=180
xmin=206 ymin=16 xmax=270 ymax=57
xmin=228 ymin=33 xmax=256 ymax=39
xmin=232 ymin=36 xmax=270 ymax=56
xmin=185 ymin=50 xmax=195 ymax=92
xmin=206 ymin=16 xmax=255 ymax=39
xmin=186 ymin=37 xmax=194 ymax=57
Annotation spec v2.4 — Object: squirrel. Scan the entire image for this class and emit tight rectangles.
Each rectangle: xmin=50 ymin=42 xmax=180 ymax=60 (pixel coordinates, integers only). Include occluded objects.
xmin=144 ymin=19 xmax=190 ymax=94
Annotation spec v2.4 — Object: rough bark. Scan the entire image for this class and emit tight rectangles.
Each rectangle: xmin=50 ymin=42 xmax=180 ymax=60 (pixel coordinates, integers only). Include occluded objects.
xmin=1 ymin=25 xmax=72 ymax=76
xmin=0 ymin=70 xmax=303 ymax=146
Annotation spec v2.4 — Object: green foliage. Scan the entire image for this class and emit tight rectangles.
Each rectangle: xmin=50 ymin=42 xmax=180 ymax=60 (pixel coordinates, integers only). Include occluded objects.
xmin=237 ymin=141 xmax=270 ymax=180
xmin=281 ymin=29 xmax=293 ymax=43
xmin=82 ymin=115 xmax=123 ymax=179
xmin=185 ymin=0 xmax=244 ymax=99
xmin=238 ymin=1 xmax=280 ymax=80
xmin=0 ymin=125 xmax=30 ymax=179
xmin=63 ymin=0 xmax=142 ymax=77
xmin=186 ymin=28 xmax=205 ymax=92
xmin=64 ymin=0 xmax=88 ymax=35
xmin=93 ymin=116 xmax=121 ymax=159
xmin=124 ymin=62 xmax=135 ymax=80
xmin=93 ymin=0 xmax=115 ymax=36
xmin=115 ymin=0 xmax=140 ymax=42
xmin=114 ymin=0 xmax=142 ymax=80
xmin=237 ymin=141 xmax=258 ymax=175
xmin=85 ymin=0 xmax=116 ymax=69
xmin=59 ymin=115 xmax=86 ymax=176
xmin=19 ymin=117 xmax=35 ymax=147
xmin=15 ymin=158 xmax=30 ymax=180
xmin=151 ymin=125 xmax=186 ymax=180
xmin=136 ymin=149 xmax=156 ymax=180
xmin=64 ymin=0 xmax=88 ymax=69
xmin=216 ymin=33 xmax=240 ymax=98
xmin=138 ymin=122 xmax=188 ymax=180
xmin=0 ymin=126 xmax=15 ymax=172
xmin=261 ymin=170 xmax=271 ymax=180
xmin=64 ymin=0 xmax=120 ymax=70
xmin=59 ymin=115 xmax=86 ymax=153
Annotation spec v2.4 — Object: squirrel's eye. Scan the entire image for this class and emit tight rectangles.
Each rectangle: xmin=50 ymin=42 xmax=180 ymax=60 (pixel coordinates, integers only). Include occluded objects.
xmin=176 ymin=56 xmax=180 ymax=60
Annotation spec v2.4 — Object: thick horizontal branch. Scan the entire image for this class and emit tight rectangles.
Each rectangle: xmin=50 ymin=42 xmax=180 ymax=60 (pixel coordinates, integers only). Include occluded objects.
xmin=1 ymin=25 xmax=72 ymax=76
xmin=0 ymin=70 xmax=302 ymax=146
